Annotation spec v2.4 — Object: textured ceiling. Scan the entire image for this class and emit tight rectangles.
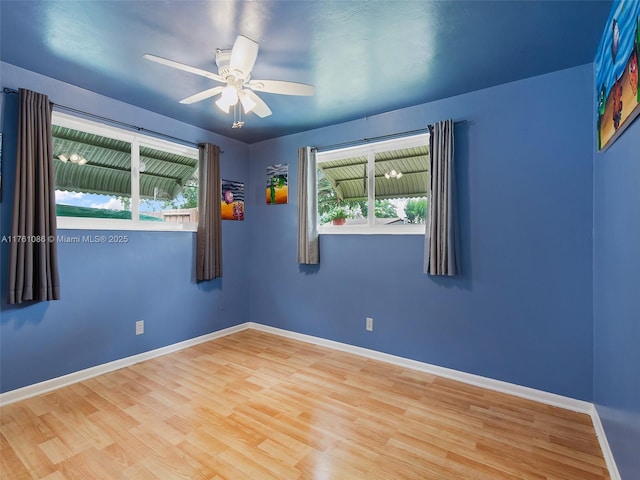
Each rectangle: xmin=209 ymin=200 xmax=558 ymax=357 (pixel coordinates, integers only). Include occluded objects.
xmin=0 ymin=0 xmax=612 ymax=144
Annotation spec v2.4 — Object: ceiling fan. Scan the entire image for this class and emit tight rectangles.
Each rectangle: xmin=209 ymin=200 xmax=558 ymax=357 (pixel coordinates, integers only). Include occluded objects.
xmin=144 ymin=35 xmax=314 ymax=123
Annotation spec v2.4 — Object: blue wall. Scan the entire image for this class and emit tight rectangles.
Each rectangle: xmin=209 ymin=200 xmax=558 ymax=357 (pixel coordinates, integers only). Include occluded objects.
xmin=247 ymin=64 xmax=595 ymax=401
xmin=1 ymin=63 xmax=599 ymax=404
xmin=593 ymin=113 xmax=640 ymax=478
xmin=2 ymin=52 xmax=637 ymax=478
xmin=0 ymin=63 xmax=250 ymax=393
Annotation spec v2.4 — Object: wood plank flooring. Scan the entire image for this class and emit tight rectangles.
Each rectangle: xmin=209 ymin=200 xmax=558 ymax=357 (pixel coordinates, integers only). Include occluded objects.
xmin=1 ymin=329 xmax=610 ymax=479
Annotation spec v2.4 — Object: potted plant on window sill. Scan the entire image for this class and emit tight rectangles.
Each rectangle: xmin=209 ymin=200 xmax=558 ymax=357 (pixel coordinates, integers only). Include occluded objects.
xmin=325 ymin=205 xmax=350 ymax=225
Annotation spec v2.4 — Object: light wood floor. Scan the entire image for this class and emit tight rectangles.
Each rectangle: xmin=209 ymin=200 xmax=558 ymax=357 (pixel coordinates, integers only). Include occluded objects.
xmin=1 ymin=329 xmax=610 ymax=480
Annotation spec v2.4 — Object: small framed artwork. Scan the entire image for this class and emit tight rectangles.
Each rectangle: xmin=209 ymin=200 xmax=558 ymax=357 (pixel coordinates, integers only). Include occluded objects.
xmin=595 ymin=0 xmax=640 ymax=150
xmin=221 ymin=179 xmax=244 ymax=221
xmin=266 ymin=163 xmax=288 ymax=205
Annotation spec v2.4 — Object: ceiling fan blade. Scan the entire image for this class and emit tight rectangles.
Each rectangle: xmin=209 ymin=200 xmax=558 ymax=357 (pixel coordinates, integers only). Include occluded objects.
xmin=229 ymin=35 xmax=259 ymax=78
xmin=143 ymin=53 xmax=225 ymax=83
xmin=244 ymin=90 xmax=272 ymax=118
xmin=246 ymin=79 xmax=315 ymax=96
xmin=179 ymin=86 xmax=225 ymax=104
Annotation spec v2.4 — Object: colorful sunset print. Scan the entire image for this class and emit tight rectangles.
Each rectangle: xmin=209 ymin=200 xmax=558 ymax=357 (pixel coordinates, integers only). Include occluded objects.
xmin=595 ymin=0 xmax=640 ymax=150
xmin=266 ymin=164 xmax=288 ymax=205
xmin=221 ymin=179 xmax=244 ymax=221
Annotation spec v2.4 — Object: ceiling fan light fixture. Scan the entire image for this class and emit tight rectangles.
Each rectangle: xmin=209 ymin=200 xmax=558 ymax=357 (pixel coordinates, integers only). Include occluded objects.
xmin=215 ymin=97 xmax=231 ymax=113
xmin=215 ymin=85 xmax=239 ymax=113
xmin=239 ymin=91 xmax=256 ymax=114
xmin=58 ymin=153 xmax=88 ymax=165
xmin=385 ymin=169 xmax=403 ymax=179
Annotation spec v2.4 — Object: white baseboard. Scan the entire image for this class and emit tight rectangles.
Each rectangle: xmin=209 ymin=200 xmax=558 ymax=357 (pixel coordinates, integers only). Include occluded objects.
xmin=247 ymin=323 xmax=593 ymax=414
xmin=0 ymin=323 xmax=250 ymax=406
xmin=589 ymin=405 xmax=622 ymax=480
xmin=248 ymin=323 xmax=620 ymax=478
xmin=0 ymin=321 xmax=619 ymax=480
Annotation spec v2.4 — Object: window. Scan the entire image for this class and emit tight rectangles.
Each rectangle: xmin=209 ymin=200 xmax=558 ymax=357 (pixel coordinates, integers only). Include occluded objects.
xmin=316 ymin=133 xmax=429 ymax=234
xmin=52 ymin=112 xmax=199 ymax=231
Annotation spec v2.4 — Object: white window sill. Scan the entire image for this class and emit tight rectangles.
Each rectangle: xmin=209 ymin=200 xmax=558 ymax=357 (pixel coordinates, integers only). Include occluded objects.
xmin=319 ymin=224 xmax=425 ymax=235
xmin=56 ymin=217 xmax=197 ymax=232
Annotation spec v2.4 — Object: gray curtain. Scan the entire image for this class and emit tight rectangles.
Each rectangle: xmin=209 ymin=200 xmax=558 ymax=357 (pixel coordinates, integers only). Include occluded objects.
xmin=7 ymin=89 xmax=60 ymax=304
xmin=196 ymin=143 xmax=222 ymax=280
xmin=297 ymin=146 xmax=319 ymax=264
xmin=424 ymin=119 xmax=459 ymax=276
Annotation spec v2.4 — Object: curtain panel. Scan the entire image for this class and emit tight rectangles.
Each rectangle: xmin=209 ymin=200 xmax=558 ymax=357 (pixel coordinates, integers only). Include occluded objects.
xmin=196 ymin=143 xmax=222 ymax=281
xmin=297 ymin=146 xmax=319 ymax=264
xmin=7 ymin=89 xmax=61 ymax=304
xmin=424 ymin=119 xmax=459 ymax=276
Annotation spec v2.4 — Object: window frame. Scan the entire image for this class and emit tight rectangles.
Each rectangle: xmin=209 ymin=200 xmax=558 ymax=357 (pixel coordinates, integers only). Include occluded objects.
xmin=316 ymin=133 xmax=430 ymax=235
xmin=52 ymin=111 xmax=199 ymax=232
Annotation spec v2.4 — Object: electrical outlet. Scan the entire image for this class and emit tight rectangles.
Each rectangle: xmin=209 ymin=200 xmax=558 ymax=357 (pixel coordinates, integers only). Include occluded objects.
xmin=366 ymin=317 xmax=373 ymax=331
xmin=136 ymin=320 xmax=144 ymax=335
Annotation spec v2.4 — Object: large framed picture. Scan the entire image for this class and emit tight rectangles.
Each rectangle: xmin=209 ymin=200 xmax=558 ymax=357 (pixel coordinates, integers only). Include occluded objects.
xmin=595 ymin=0 xmax=640 ymax=150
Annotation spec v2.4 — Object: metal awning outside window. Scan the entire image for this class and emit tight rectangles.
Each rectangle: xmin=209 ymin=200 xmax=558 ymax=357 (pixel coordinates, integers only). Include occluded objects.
xmin=317 ymin=145 xmax=429 ymax=201
xmin=52 ymin=125 xmax=198 ymax=200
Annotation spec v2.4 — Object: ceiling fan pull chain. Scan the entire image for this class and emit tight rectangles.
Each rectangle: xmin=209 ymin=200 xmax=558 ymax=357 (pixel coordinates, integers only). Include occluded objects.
xmin=232 ymin=100 xmax=245 ymax=129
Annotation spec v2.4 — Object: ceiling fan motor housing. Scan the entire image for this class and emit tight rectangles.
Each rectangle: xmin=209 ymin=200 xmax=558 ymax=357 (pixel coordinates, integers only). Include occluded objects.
xmin=215 ymin=49 xmax=232 ymax=79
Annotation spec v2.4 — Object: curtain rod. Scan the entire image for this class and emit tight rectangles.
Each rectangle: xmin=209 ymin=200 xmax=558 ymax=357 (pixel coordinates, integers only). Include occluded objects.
xmin=314 ymin=120 xmax=471 ymax=152
xmin=2 ymin=87 xmax=208 ymax=151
